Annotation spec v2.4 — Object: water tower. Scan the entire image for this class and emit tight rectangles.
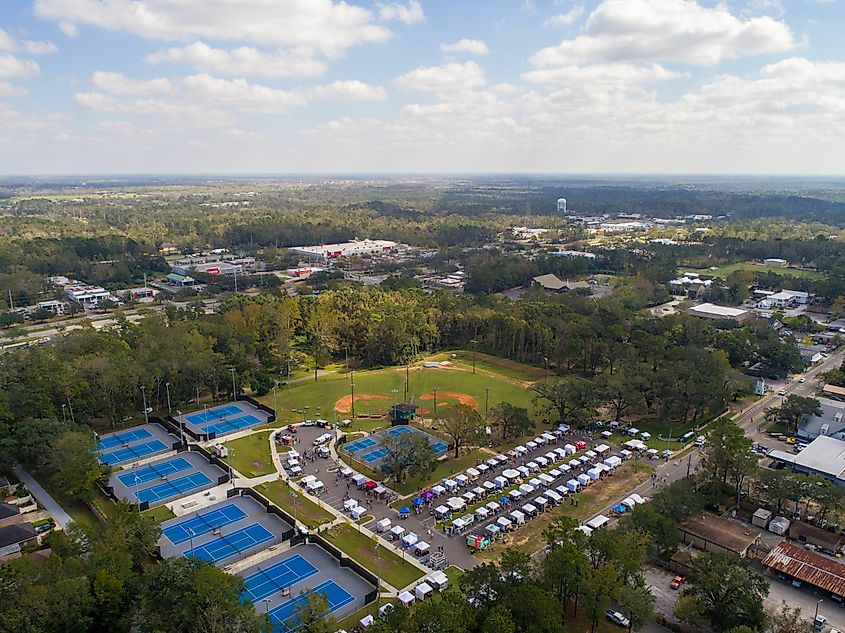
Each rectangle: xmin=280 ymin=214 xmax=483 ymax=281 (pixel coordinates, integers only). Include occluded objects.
xmin=557 ymin=197 xmax=567 ymax=213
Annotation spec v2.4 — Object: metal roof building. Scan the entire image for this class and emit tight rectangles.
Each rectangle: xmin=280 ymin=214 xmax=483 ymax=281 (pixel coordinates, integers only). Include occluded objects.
xmin=762 ymin=541 xmax=845 ymax=598
xmin=768 ymin=435 xmax=845 ymax=485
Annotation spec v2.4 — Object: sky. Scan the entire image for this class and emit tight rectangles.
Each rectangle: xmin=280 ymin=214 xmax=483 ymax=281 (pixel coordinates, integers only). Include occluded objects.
xmin=0 ymin=0 xmax=844 ymax=175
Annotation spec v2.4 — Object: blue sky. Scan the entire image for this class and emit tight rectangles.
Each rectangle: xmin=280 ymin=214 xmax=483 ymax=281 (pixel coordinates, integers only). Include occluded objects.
xmin=0 ymin=0 xmax=844 ymax=174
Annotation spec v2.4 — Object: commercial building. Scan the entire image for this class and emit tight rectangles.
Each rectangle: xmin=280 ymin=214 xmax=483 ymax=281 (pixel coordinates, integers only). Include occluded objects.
xmin=822 ymin=384 xmax=845 ymax=402
xmin=678 ymin=513 xmax=761 ymax=557
xmin=171 ymin=252 xmax=256 ymax=277
xmin=762 ymin=541 xmax=845 ymax=599
xmin=764 ymin=258 xmax=789 ymax=267
xmin=165 ymin=272 xmax=195 ymax=286
xmin=290 ymin=239 xmax=398 ymax=260
xmin=553 ymin=250 xmax=597 ymax=260
xmin=687 ymin=303 xmax=751 ymax=324
xmin=531 ymin=274 xmax=590 ymax=293
xmin=757 ymin=289 xmax=809 ymax=309
xmin=797 ymin=397 xmax=845 ymax=441
xmin=35 ymin=299 xmax=65 ymax=315
xmin=768 ymin=435 xmax=845 ymax=485
xmin=64 ymin=282 xmax=115 ymax=305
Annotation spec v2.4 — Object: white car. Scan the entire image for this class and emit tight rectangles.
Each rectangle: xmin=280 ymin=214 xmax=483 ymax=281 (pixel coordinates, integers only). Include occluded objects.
xmin=606 ymin=611 xmax=630 ymax=628
xmin=313 ymin=432 xmax=333 ymax=446
xmin=778 ymin=389 xmax=787 ymax=396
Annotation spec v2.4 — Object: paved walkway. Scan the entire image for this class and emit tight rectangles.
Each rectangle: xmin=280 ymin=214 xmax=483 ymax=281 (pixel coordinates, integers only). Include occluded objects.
xmin=14 ymin=467 xmax=73 ymax=529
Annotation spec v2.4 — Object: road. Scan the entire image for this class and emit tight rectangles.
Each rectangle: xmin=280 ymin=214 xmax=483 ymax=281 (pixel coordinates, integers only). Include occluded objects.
xmin=14 ymin=466 xmax=73 ymax=530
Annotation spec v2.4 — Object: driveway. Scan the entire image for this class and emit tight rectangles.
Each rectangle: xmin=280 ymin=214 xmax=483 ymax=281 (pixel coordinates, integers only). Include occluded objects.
xmin=13 ymin=467 xmax=72 ymax=529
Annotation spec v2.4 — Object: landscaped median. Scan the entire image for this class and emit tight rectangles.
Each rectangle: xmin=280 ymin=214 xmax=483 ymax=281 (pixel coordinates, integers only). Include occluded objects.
xmin=323 ymin=523 xmax=426 ymax=590
xmin=253 ymin=478 xmax=334 ymax=528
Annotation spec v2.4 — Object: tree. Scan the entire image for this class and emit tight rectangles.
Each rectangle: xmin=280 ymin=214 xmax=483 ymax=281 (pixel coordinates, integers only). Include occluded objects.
xmin=134 ymin=557 xmax=270 ymax=633
xmin=411 ymin=592 xmax=474 ymax=633
xmin=440 ymin=403 xmax=485 ymax=458
xmin=580 ymin=565 xmax=619 ymax=633
xmin=621 ymin=504 xmax=678 ymax=555
xmin=616 ymin=576 xmax=655 ymax=633
xmin=767 ymin=602 xmax=807 ymax=633
xmin=675 ymin=551 xmax=768 ymax=633
xmin=379 ymin=431 xmax=436 ymax=483
xmin=287 ymin=591 xmax=334 ymax=633
xmin=764 ymin=395 xmax=822 ymax=435
xmin=44 ymin=431 xmax=105 ymax=501
xmin=532 ymin=377 xmax=600 ymax=428
xmin=482 ymin=606 xmax=516 ymax=633
xmin=489 ymin=403 xmax=534 ymax=442
xmin=598 ymin=366 xmax=643 ymax=423
xmin=698 ymin=417 xmax=754 ymax=504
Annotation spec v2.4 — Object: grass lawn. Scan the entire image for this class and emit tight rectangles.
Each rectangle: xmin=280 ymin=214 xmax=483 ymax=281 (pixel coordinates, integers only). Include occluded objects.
xmin=426 ymin=350 xmax=546 ymax=382
xmin=680 ymin=261 xmax=824 ymax=281
xmin=143 ymin=504 xmax=176 ymax=523
xmin=477 ymin=461 xmax=653 ymax=561
xmin=254 ymin=479 xmax=334 ymax=528
xmin=221 ymin=431 xmax=276 ymax=477
xmin=258 ymin=363 xmax=537 ymax=425
xmin=323 ymin=523 xmax=425 ymax=590
xmin=335 ymin=598 xmax=397 ymax=631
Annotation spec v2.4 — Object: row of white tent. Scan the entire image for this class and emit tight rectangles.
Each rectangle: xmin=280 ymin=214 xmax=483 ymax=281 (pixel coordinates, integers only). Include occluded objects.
xmin=300 ymin=475 xmax=324 ymax=493
xmin=579 ymin=494 xmax=647 ymax=535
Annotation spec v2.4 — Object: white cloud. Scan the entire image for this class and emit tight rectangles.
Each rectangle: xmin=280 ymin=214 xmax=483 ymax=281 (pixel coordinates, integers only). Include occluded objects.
xmin=0 ymin=29 xmax=16 ymax=51
xmin=180 ymin=74 xmax=307 ymax=114
xmin=441 ymin=39 xmax=489 ymax=55
xmin=145 ymin=42 xmax=327 ymax=78
xmin=523 ymin=62 xmax=683 ymax=86
xmin=23 ymin=40 xmax=59 ymax=54
xmin=0 ymin=81 xmax=29 ymax=96
xmin=377 ymin=1 xmax=425 ymax=24
xmin=308 ymin=80 xmax=386 ymax=101
xmin=91 ymin=71 xmax=172 ymax=95
xmin=0 ymin=54 xmax=40 ymax=79
xmin=59 ymin=21 xmax=77 ymax=37
xmin=395 ymin=61 xmax=486 ymax=92
xmin=531 ymin=0 xmax=795 ymax=67
xmin=544 ymin=5 xmax=584 ymax=27
xmin=35 ymin=0 xmax=392 ymax=56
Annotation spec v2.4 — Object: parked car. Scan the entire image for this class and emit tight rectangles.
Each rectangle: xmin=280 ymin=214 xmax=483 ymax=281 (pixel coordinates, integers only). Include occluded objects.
xmin=671 ymin=575 xmax=685 ymax=590
xmin=606 ymin=611 xmax=630 ymax=628
xmin=778 ymin=389 xmax=787 ymax=396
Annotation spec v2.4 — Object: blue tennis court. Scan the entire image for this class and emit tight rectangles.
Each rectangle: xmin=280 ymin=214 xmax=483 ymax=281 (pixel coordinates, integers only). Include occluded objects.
xmin=185 ymin=523 xmax=274 ymax=564
xmin=117 ymin=456 xmax=192 ymax=487
xmin=269 ymin=580 xmax=355 ymax=633
xmin=98 ymin=428 xmax=152 ymax=451
xmin=201 ymin=413 xmax=260 ymax=436
xmin=362 ymin=447 xmax=389 ymax=463
xmin=136 ymin=471 xmax=212 ymax=504
xmin=162 ymin=502 xmax=248 ymax=545
xmin=243 ymin=555 xmax=319 ymax=602
xmin=100 ymin=439 xmax=168 ymax=465
xmin=384 ymin=426 xmax=413 ymax=437
xmin=185 ymin=404 xmax=243 ymax=425
xmin=341 ymin=437 xmax=377 ymax=454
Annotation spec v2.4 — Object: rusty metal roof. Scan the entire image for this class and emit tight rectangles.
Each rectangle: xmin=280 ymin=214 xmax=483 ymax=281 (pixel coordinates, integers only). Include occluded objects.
xmin=762 ymin=541 xmax=845 ymax=597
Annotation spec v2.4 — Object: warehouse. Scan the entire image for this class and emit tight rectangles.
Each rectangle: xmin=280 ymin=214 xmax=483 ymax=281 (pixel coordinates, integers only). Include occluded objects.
xmin=762 ymin=541 xmax=845 ymax=600
xmin=290 ymin=239 xmax=398 ymax=260
xmin=687 ymin=303 xmax=751 ymax=324
xmin=678 ymin=513 xmax=761 ymax=557
xmin=768 ymin=435 xmax=845 ymax=485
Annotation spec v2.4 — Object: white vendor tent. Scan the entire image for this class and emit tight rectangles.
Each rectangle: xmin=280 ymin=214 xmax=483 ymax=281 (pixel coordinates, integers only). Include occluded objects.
xmin=398 ymin=591 xmax=415 ymax=606
xmin=415 ymin=583 xmax=433 ymax=600
xmin=376 ymin=518 xmax=392 ymax=532
xmin=586 ymin=514 xmax=610 ymax=530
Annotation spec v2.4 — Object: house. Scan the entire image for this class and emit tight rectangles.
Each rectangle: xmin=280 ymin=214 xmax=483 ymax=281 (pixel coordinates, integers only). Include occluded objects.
xmin=797 ymin=398 xmax=845 ymax=441
xmin=789 ymin=521 xmax=844 ymax=553
xmin=762 ymin=541 xmax=845 ymax=599
xmin=530 ymin=274 xmax=589 ymax=293
xmin=678 ymin=513 xmax=761 ymax=557
xmin=798 ymin=344 xmax=825 ymax=365
xmin=764 ymin=258 xmax=789 ymax=267
xmin=0 ymin=522 xmax=39 ymax=556
xmin=0 ymin=503 xmax=20 ymax=528
xmin=686 ymin=282 xmax=708 ymax=301
xmin=827 ymin=318 xmax=845 ymax=333
xmin=687 ymin=303 xmax=751 ymax=324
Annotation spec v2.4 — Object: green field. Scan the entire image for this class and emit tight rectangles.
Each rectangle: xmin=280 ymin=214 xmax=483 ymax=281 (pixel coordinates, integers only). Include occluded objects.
xmin=254 ymin=479 xmax=334 ymax=528
xmin=260 ymin=363 xmax=537 ymax=424
xmin=681 ymin=261 xmax=824 ymax=281
xmin=221 ymin=431 xmax=276 ymax=477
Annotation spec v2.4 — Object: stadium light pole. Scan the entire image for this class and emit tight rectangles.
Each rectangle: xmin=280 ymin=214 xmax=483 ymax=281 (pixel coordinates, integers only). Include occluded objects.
xmin=187 ymin=527 xmax=194 ymax=556
xmin=433 ymin=387 xmax=438 ymax=419
xmin=484 ymin=387 xmax=492 ymax=418
xmin=61 ymin=403 xmax=67 ymax=424
xmin=290 ymin=491 xmax=298 ymax=532
xmin=273 ymin=385 xmax=278 ymax=419
xmin=229 ymin=368 xmax=237 ymax=399
xmin=470 ymin=339 xmax=478 ymax=374
xmin=133 ymin=474 xmax=141 ymax=513
xmin=375 ymin=542 xmax=382 ymax=606
xmin=263 ymin=599 xmax=270 ymax=615
xmin=165 ymin=382 xmax=172 ymax=416
xmin=140 ymin=385 xmax=149 ymax=425
xmin=815 ymin=599 xmax=823 ymax=622
xmin=350 ymin=376 xmax=356 ymax=420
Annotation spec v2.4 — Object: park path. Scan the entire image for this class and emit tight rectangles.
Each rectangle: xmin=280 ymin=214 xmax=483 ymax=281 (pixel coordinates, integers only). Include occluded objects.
xmin=14 ymin=467 xmax=73 ymax=529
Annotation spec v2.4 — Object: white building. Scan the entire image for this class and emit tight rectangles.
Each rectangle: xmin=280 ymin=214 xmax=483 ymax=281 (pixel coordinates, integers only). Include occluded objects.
xmin=687 ymin=303 xmax=751 ymax=323
xmin=64 ymin=283 xmax=113 ymax=305
xmin=557 ymin=198 xmax=567 ymax=213
xmin=764 ymin=258 xmax=788 ymax=267
xmin=757 ymin=289 xmax=809 ymax=309
xmin=290 ymin=239 xmax=398 ymax=260
xmin=35 ymin=299 xmax=65 ymax=315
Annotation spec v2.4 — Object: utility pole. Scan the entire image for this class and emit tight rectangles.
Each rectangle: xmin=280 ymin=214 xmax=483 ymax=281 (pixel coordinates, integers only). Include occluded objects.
xmin=140 ymin=385 xmax=149 ymax=424
xmin=229 ymin=367 xmax=237 ymax=399
xmin=471 ymin=339 xmax=478 ymax=374
xmin=165 ymin=382 xmax=172 ymax=416
xmin=375 ymin=542 xmax=382 ymax=606
xmin=433 ymin=387 xmax=438 ymax=419
xmin=350 ymin=374 xmax=356 ymax=420
xmin=404 ymin=363 xmax=410 ymax=401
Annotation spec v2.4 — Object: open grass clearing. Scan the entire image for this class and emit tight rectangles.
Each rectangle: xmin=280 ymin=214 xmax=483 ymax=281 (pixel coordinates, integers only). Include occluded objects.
xmin=680 ymin=261 xmax=824 ymax=281
xmin=142 ymin=504 xmax=176 ymax=523
xmin=334 ymin=598 xmax=397 ymax=631
xmin=221 ymin=431 xmax=275 ymax=477
xmin=426 ymin=350 xmax=546 ymax=382
xmin=322 ymin=522 xmax=425 ymax=590
xmin=382 ymin=448 xmax=489 ymax=500
xmin=254 ymin=479 xmax=334 ymax=528
xmin=259 ymin=363 xmax=537 ymax=424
